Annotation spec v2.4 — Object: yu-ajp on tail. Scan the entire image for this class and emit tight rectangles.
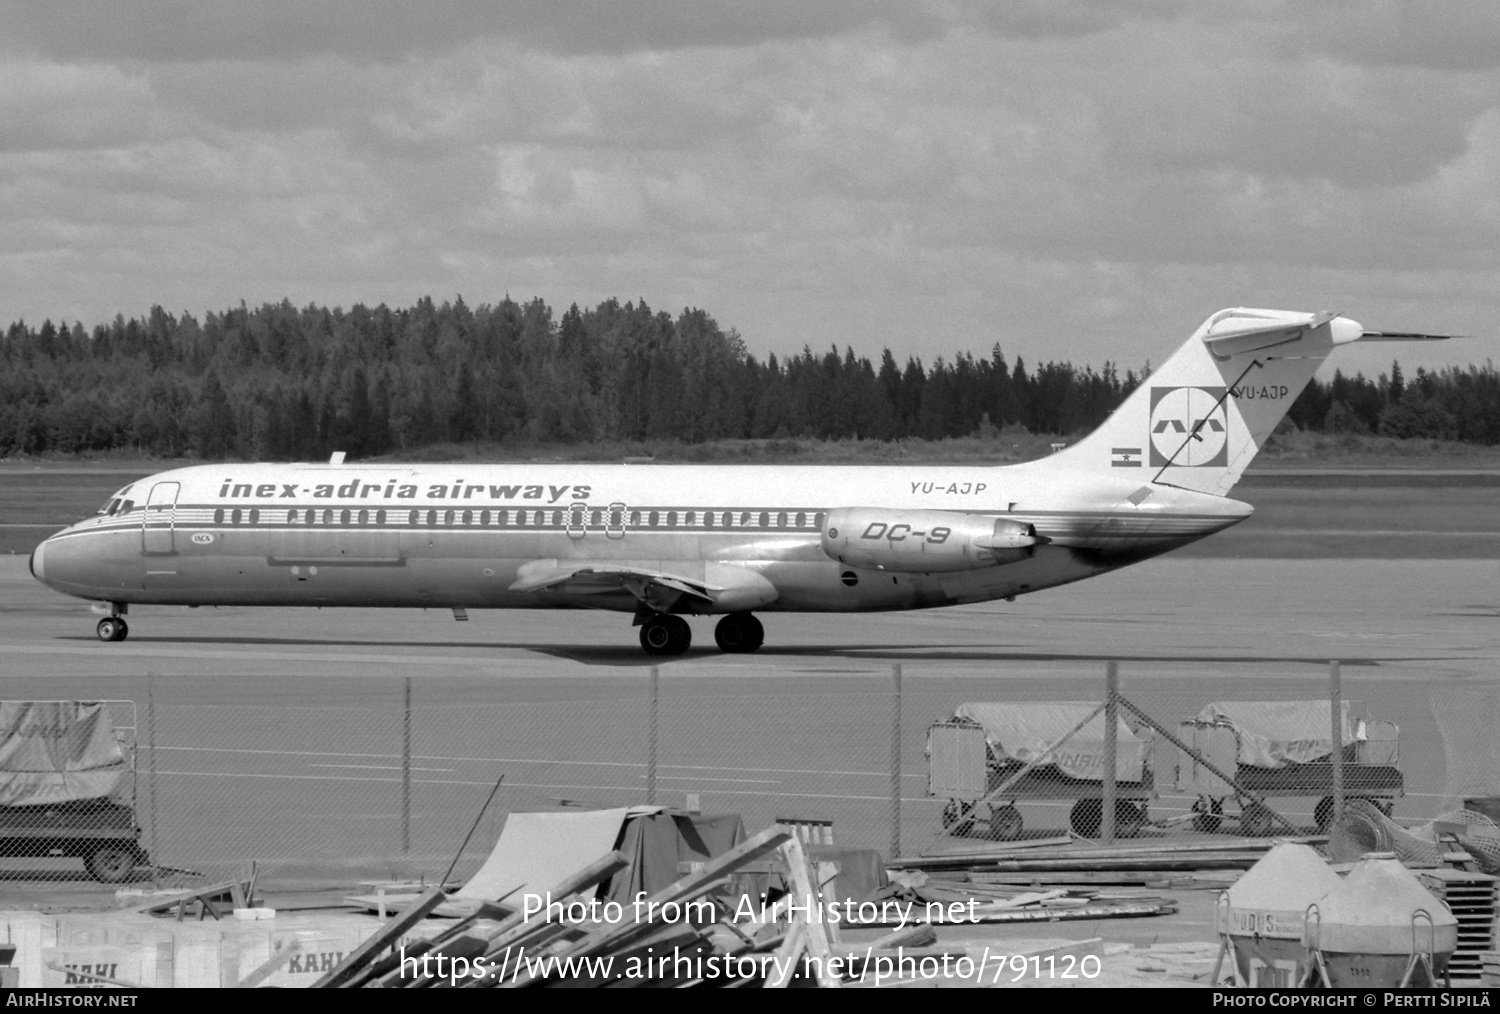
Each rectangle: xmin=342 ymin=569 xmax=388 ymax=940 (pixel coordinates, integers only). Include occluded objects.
xmin=1056 ymin=308 xmax=1456 ymax=496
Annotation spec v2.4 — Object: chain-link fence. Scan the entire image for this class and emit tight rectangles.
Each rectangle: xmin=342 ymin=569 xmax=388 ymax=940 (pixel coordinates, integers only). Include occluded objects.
xmin=0 ymin=665 xmax=1491 ymax=890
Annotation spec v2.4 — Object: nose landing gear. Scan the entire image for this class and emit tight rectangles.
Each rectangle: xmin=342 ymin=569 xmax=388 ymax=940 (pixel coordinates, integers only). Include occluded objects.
xmin=96 ymin=617 xmax=129 ymax=642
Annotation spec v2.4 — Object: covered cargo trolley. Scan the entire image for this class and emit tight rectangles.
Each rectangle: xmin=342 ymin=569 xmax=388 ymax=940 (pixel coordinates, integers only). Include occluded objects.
xmin=1176 ymin=701 xmax=1403 ymax=836
xmin=927 ymin=702 xmax=1155 ymax=840
xmin=0 ymin=701 xmax=150 ymax=882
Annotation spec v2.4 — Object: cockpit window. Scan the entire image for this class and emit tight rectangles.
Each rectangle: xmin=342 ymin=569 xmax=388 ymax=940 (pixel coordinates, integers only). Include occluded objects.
xmin=96 ymin=486 xmax=136 ymax=516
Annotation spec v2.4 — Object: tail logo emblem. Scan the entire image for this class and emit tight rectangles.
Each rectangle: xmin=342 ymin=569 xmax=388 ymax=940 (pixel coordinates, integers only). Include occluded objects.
xmin=1149 ymin=386 xmax=1227 ymax=467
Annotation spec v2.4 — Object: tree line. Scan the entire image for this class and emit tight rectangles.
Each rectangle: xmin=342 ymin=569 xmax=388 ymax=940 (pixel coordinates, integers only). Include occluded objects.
xmin=0 ymin=297 xmax=1495 ymax=459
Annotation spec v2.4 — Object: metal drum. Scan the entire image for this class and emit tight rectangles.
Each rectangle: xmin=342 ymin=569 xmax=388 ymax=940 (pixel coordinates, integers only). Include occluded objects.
xmin=1216 ymin=842 xmax=1342 ymax=987
xmin=1304 ymin=853 xmax=1458 ymax=988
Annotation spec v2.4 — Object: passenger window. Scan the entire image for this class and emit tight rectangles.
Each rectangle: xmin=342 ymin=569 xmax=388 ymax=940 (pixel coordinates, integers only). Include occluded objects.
xmin=214 ymin=508 xmax=224 ymax=524
xmin=306 ymin=510 xmax=316 ymax=526
xmin=427 ymin=510 xmax=437 ymax=526
xmin=322 ymin=509 xmax=333 ymax=525
xmin=704 ymin=512 xmax=714 ymax=528
xmin=231 ymin=508 xmax=242 ymax=524
xmin=462 ymin=510 xmax=472 ymax=525
xmin=667 ymin=511 xmax=676 ymax=527
xmin=630 ymin=510 xmax=640 ymax=526
xmin=796 ymin=512 xmax=805 ymax=528
xmin=341 ymin=509 xmax=351 ymax=525
xmin=249 ymin=509 xmax=259 ymax=524
xmin=445 ymin=509 xmax=455 ymax=525
xmin=358 ymin=509 xmax=368 ymax=525
xmin=759 ymin=511 xmax=769 ymax=527
xmin=480 ymin=510 xmax=489 ymax=526
xmin=408 ymin=510 xmax=419 ymax=525
xmin=814 ymin=511 xmax=825 ymax=528
xmin=376 ymin=509 xmax=386 ymax=525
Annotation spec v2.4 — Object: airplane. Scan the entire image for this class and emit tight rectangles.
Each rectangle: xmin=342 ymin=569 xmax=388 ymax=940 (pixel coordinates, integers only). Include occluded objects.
xmin=29 ymin=307 xmax=1453 ymax=656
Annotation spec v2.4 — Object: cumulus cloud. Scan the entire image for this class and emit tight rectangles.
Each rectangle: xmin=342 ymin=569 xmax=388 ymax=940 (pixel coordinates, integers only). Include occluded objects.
xmin=0 ymin=0 xmax=1493 ymax=371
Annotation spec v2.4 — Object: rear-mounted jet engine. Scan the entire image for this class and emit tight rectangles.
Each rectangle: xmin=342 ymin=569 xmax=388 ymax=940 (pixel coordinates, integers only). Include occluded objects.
xmin=821 ymin=507 xmax=1047 ymax=573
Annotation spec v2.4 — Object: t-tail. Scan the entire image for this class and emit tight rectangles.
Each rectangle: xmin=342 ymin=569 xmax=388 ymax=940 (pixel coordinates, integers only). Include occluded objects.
xmin=1057 ymin=307 xmax=1456 ymax=496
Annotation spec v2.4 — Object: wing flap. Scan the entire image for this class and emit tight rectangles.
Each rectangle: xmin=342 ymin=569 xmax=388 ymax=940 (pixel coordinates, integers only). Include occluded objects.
xmin=509 ymin=560 xmax=778 ymax=613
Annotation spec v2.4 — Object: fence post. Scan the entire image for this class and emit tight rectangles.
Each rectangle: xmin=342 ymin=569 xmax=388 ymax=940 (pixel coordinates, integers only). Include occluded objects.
xmin=402 ymin=677 xmax=412 ymax=855
xmin=1102 ymin=661 xmax=1118 ymax=843
xmin=1329 ymin=660 xmax=1343 ymax=826
xmin=647 ymin=666 xmax=659 ymax=805
xmin=890 ymin=663 xmax=902 ymax=861
xmin=146 ymin=672 xmax=158 ymax=889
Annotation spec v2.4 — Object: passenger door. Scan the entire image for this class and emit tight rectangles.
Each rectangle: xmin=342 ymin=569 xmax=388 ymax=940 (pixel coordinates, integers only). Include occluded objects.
xmin=141 ymin=481 xmax=180 ymax=555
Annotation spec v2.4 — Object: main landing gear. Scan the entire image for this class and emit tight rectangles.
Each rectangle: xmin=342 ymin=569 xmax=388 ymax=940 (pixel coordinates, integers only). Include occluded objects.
xmin=713 ymin=613 xmax=764 ymax=654
xmin=638 ymin=613 xmax=766 ymax=656
xmin=640 ymin=615 xmax=692 ymax=656
xmin=96 ymin=617 xmax=128 ymax=642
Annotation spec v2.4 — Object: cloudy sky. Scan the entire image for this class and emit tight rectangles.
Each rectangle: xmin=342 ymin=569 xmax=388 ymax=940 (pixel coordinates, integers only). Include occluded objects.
xmin=1 ymin=0 xmax=1496 ymax=376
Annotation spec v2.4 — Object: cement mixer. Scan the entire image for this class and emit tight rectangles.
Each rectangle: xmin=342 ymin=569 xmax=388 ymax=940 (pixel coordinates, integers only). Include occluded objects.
xmin=1212 ymin=842 xmax=1342 ymax=988
xmin=1302 ymin=853 xmax=1457 ymax=988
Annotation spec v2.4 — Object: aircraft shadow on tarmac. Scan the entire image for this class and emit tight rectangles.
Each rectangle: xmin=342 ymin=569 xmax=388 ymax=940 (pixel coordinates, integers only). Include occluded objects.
xmin=59 ymin=634 xmax=1419 ymax=668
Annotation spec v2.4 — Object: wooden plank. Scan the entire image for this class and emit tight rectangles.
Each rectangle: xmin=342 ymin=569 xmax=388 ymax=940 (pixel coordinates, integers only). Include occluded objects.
xmin=312 ymin=886 xmax=447 ymax=988
xmin=763 ymin=918 xmax=807 ymax=988
xmin=441 ymin=851 xmax=630 ymax=989
xmin=236 ymin=939 xmax=301 ymax=989
xmin=129 ymin=880 xmax=243 ymax=913
xmin=778 ymin=835 xmax=840 ymax=987
xmin=503 ymin=826 xmax=792 ymax=988
xmin=864 ymin=924 xmax=938 ymax=951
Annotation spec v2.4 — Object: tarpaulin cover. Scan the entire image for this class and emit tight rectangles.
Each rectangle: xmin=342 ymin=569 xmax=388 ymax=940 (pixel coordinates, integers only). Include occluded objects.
xmin=601 ymin=812 xmax=747 ymax=908
xmin=1193 ymin=701 xmax=1359 ymax=768
xmin=0 ymin=703 xmax=126 ymax=805
xmin=455 ymin=807 xmax=654 ymax=902
xmin=951 ymin=702 xmax=1148 ymax=782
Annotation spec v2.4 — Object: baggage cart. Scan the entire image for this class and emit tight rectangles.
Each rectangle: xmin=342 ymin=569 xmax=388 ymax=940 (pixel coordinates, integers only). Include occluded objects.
xmin=1176 ymin=700 xmax=1403 ymax=835
xmin=0 ymin=701 xmax=150 ymax=882
xmin=927 ymin=702 xmax=1155 ymax=839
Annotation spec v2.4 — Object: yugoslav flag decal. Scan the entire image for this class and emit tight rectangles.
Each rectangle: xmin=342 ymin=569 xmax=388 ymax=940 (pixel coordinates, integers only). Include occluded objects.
xmin=1149 ymin=386 xmax=1228 ymax=467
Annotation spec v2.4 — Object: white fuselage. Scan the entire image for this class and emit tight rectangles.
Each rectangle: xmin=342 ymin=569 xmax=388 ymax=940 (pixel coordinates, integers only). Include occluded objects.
xmin=30 ymin=458 xmax=1250 ymax=614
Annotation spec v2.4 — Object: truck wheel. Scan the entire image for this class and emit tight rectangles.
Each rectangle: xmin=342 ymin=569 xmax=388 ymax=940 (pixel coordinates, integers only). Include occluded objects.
xmin=1192 ymin=797 xmax=1223 ymax=834
xmin=85 ymin=845 xmax=135 ymax=883
xmin=941 ymin=800 xmax=972 ymax=832
xmin=1116 ymin=800 xmax=1147 ymax=839
xmin=1070 ymin=799 xmax=1103 ymax=837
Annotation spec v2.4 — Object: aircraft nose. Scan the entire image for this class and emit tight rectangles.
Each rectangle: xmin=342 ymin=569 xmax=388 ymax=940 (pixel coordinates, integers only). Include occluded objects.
xmin=29 ymin=541 xmax=44 ymax=582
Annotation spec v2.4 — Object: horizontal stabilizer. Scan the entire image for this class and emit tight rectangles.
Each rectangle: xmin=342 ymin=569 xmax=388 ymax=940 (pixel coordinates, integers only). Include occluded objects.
xmin=1199 ymin=309 xmax=1343 ymax=360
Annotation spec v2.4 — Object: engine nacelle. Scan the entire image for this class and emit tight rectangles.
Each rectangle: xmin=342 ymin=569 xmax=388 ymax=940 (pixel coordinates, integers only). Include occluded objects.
xmin=821 ymin=507 xmax=1046 ymax=574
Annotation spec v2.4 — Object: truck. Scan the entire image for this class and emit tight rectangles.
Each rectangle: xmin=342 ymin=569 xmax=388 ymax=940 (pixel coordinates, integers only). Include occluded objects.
xmin=0 ymin=701 xmax=150 ymax=882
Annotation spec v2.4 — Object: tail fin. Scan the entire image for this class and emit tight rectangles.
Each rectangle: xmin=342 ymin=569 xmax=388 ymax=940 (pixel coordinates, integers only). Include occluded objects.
xmin=1058 ymin=308 xmax=1454 ymax=495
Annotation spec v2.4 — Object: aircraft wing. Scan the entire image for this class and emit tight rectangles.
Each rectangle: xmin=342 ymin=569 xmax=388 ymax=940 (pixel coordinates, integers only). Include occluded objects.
xmin=509 ymin=560 xmax=777 ymax=614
